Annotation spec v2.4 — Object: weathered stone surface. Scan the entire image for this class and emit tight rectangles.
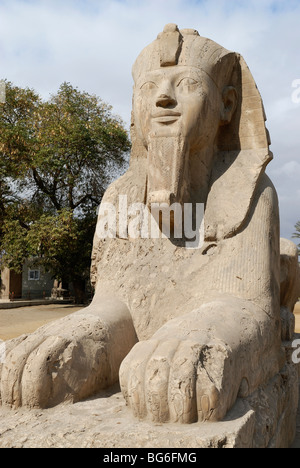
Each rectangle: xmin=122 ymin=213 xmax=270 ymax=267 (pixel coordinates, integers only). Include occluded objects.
xmin=280 ymin=239 xmax=300 ymax=341
xmin=0 ymin=359 xmax=297 ymax=448
xmin=0 ymin=393 xmax=254 ymax=448
xmin=0 ymin=387 xmax=254 ymax=448
xmin=0 ymin=298 xmax=138 ymax=408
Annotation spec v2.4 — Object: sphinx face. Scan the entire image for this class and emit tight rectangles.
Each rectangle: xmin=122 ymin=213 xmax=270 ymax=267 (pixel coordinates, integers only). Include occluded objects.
xmin=133 ymin=66 xmax=221 ymax=152
xmin=133 ymin=65 xmax=223 ymax=208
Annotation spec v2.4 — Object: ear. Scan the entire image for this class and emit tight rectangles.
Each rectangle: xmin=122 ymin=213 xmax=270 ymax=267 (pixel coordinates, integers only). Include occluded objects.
xmin=220 ymin=86 xmax=238 ymax=126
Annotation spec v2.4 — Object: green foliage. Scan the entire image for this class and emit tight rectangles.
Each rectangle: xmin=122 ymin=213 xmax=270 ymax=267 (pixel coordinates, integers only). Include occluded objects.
xmin=0 ymin=81 xmax=130 ymax=293
xmin=293 ymin=221 xmax=300 ymax=256
xmin=1 ymin=208 xmax=94 ymax=283
xmin=28 ymin=82 xmax=130 ymax=212
xmin=0 ymin=81 xmax=40 ymax=177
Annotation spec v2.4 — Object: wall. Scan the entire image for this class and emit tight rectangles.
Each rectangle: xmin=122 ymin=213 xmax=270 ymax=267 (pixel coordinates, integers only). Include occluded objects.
xmin=0 ymin=267 xmax=10 ymax=299
xmin=0 ymin=268 xmax=22 ymax=300
xmin=22 ymin=262 xmax=54 ymax=300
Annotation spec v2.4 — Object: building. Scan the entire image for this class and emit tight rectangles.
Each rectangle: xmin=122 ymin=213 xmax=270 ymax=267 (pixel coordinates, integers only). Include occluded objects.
xmin=0 ymin=267 xmax=22 ymax=300
xmin=1 ymin=262 xmax=54 ymax=301
xmin=21 ymin=261 xmax=54 ymax=300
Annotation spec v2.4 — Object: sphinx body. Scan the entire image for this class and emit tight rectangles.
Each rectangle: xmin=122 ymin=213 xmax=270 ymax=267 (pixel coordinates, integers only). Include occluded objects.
xmin=0 ymin=25 xmax=299 ymax=431
xmin=92 ymin=169 xmax=282 ymax=423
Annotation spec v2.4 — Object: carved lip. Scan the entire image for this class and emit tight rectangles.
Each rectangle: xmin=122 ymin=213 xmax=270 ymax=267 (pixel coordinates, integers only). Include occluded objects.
xmin=152 ymin=110 xmax=181 ymax=118
xmin=152 ymin=110 xmax=181 ymax=123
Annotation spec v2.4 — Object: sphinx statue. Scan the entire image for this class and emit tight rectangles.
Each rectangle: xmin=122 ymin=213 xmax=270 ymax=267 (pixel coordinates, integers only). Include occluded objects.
xmin=0 ymin=25 xmax=299 ymax=445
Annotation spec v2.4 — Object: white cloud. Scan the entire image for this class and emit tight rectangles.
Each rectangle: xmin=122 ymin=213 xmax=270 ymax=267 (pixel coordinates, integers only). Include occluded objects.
xmin=0 ymin=0 xmax=299 ymax=240
xmin=272 ymin=161 xmax=300 ymax=179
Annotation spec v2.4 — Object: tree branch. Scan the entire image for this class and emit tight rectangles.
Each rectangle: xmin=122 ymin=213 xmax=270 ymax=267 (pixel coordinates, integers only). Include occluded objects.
xmin=32 ymin=168 xmax=61 ymax=210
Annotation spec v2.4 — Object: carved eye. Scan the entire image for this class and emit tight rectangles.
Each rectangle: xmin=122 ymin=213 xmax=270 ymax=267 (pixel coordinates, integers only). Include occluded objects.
xmin=140 ymin=81 xmax=157 ymax=91
xmin=177 ymin=77 xmax=199 ymax=92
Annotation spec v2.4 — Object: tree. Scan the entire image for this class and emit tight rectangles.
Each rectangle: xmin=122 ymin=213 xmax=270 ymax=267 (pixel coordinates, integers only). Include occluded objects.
xmin=293 ymin=221 xmax=300 ymax=257
xmin=0 ymin=82 xmax=41 ymax=244
xmin=0 ymin=81 xmax=40 ymax=176
xmin=28 ymin=82 xmax=130 ymax=213
xmin=0 ymin=81 xmax=130 ymax=300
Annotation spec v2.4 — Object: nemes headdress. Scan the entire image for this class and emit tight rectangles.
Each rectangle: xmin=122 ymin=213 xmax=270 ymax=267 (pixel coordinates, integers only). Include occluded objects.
xmin=130 ymin=24 xmax=272 ymax=241
xmin=133 ymin=24 xmax=236 ymax=89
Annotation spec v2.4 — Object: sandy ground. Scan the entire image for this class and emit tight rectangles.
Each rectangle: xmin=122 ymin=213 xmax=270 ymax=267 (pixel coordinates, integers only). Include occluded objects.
xmin=1 ymin=302 xmax=300 ymax=342
xmin=0 ymin=304 xmax=84 ymax=341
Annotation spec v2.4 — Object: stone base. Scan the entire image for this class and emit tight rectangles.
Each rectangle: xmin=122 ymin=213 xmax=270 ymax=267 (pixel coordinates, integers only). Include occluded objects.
xmin=0 ymin=359 xmax=298 ymax=448
xmin=248 ymin=361 xmax=299 ymax=448
xmin=0 ymin=388 xmax=255 ymax=448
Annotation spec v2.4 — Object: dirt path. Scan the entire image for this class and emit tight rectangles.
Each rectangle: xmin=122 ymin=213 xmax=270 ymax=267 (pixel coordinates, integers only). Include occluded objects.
xmin=1 ymin=302 xmax=299 ymax=342
xmin=0 ymin=304 xmax=84 ymax=341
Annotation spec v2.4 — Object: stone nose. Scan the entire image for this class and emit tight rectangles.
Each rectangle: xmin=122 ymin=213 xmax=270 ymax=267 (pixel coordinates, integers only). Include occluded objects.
xmin=156 ymin=94 xmax=177 ymax=108
xmin=156 ymin=82 xmax=177 ymax=108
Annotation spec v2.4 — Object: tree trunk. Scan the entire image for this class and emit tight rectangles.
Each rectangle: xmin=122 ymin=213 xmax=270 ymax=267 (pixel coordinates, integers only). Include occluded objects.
xmin=72 ymin=278 xmax=86 ymax=304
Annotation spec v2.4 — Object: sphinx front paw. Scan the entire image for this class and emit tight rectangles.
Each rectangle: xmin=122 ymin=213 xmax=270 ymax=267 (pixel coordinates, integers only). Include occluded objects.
xmin=120 ymin=336 xmax=238 ymax=423
xmin=0 ymin=313 xmax=114 ymax=409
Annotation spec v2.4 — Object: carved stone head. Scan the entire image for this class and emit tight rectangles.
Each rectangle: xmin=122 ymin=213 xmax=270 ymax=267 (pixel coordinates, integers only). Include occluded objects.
xmin=130 ymin=24 xmax=273 ymax=241
xmin=133 ymin=24 xmax=237 ymax=148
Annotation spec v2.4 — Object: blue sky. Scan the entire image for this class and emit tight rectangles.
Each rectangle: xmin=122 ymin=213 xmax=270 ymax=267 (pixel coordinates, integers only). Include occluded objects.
xmin=0 ymin=0 xmax=299 ymax=241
